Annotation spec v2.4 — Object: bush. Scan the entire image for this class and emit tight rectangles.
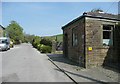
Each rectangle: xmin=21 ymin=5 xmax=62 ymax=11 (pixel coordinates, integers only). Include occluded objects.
xmin=37 ymin=44 xmax=41 ymax=51
xmin=32 ymin=36 xmax=41 ymax=48
xmin=31 ymin=36 xmax=52 ymax=53
xmin=32 ymin=42 xmax=38 ymax=48
xmin=40 ymin=38 xmax=52 ymax=47
xmin=14 ymin=39 xmax=21 ymax=44
xmin=40 ymin=45 xmax=52 ymax=53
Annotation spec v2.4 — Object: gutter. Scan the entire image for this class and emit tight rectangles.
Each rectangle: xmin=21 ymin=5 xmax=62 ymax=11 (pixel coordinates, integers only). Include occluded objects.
xmin=62 ymin=15 xmax=120 ymax=30
xmin=48 ymin=58 xmax=78 ymax=84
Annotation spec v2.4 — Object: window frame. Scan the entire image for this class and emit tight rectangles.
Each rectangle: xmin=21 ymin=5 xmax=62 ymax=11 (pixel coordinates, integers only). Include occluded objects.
xmin=72 ymin=27 xmax=78 ymax=47
xmin=102 ymin=24 xmax=114 ymax=46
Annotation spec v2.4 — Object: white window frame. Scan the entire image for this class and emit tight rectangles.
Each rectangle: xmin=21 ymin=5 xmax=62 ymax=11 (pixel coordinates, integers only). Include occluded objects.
xmin=103 ymin=25 xmax=113 ymax=46
xmin=72 ymin=28 xmax=78 ymax=46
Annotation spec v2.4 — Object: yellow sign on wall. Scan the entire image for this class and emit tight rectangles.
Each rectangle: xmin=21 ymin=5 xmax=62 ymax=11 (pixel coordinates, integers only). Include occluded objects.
xmin=88 ymin=47 xmax=92 ymax=51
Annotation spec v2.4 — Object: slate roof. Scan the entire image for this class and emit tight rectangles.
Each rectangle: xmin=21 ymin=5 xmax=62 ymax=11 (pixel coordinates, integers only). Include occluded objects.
xmin=87 ymin=12 xmax=119 ymax=20
xmin=62 ymin=12 xmax=120 ymax=29
xmin=0 ymin=25 xmax=5 ymax=30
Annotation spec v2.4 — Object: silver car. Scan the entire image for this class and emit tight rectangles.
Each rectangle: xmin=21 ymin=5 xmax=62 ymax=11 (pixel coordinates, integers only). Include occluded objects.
xmin=0 ymin=37 xmax=10 ymax=51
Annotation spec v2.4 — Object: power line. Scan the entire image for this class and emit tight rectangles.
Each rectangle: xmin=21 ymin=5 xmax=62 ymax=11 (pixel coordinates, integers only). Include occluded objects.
xmin=105 ymin=0 xmax=118 ymax=13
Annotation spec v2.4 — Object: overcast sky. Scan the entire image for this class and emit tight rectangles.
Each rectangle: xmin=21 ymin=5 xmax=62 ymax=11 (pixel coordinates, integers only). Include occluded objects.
xmin=2 ymin=2 xmax=118 ymax=36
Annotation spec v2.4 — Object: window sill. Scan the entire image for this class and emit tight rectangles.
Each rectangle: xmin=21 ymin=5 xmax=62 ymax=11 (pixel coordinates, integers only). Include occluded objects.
xmin=102 ymin=46 xmax=110 ymax=49
xmin=102 ymin=45 xmax=114 ymax=49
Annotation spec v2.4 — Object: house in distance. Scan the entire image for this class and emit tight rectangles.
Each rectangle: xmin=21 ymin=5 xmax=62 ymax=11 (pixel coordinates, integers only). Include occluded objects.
xmin=0 ymin=25 xmax=5 ymax=37
xmin=62 ymin=11 xmax=120 ymax=69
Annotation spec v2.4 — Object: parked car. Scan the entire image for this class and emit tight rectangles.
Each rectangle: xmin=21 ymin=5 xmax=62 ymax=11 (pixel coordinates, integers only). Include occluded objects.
xmin=0 ymin=37 xmax=10 ymax=51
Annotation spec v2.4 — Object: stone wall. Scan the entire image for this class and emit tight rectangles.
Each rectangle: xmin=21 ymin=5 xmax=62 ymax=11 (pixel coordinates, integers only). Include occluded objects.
xmin=63 ymin=18 xmax=85 ymax=67
xmin=103 ymin=23 xmax=120 ymax=69
xmin=85 ymin=17 xmax=119 ymax=68
xmin=63 ymin=17 xmax=119 ymax=69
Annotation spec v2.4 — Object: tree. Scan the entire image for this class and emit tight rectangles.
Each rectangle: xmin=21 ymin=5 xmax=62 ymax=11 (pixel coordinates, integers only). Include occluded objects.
xmin=6 ymin=21 xmax=24 ymax=44
xmin=24 ymin=33 xmax=35 ymax=43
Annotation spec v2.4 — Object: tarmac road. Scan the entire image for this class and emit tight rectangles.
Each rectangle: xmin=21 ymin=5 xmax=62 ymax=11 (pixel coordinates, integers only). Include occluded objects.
xmin=1 ymin=43 xmax=72 ymax=82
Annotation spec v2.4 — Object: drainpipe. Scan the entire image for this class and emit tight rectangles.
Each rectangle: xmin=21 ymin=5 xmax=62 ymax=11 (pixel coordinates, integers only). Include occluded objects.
xmin=84 ymin=17 xmax=87 ymax=68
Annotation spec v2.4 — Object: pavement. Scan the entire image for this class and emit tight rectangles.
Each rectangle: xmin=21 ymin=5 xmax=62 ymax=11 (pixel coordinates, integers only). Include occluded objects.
xmin=1 ymin=43 xmax=73 ymax=82
xmin=48 ymin=54 xmax=119 ymax=83
xmin=1 ymin=43 xmax=119 ymax=83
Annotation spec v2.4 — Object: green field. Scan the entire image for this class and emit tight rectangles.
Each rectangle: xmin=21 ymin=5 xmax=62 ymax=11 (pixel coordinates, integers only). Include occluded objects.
xmin=42 ymin=34 xmax=63 ymax=42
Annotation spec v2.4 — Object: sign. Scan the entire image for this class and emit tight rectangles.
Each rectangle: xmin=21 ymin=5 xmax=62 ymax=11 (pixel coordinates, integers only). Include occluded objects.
xmin=88 ymin=47 xmax=92 ymax=51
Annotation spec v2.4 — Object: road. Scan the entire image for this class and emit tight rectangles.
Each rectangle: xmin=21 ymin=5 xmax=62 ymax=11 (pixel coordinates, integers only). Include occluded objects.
xmin=1 ymin=43 xmax=72 ymax=82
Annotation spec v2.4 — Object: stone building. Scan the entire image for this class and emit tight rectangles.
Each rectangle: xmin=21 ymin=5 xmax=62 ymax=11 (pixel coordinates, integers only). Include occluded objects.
xmin=0 ymin=25 xmax=5 ymax=37
xmin=62 ymin=12 xmax=120 ymax=68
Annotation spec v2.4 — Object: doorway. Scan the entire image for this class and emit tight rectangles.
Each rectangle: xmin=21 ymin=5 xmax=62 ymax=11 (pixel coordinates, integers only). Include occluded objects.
xmin=64 ymin=33 xmax=68 ymax=57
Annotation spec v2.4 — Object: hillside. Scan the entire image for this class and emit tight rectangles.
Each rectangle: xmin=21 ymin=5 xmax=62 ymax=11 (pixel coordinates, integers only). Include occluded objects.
xmin=42 ymin=34 xmax=63 ymax=42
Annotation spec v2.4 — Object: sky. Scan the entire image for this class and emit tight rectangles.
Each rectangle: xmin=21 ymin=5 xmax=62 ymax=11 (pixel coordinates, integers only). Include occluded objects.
xmin=1 ymin=2 xmax=118 ymax=36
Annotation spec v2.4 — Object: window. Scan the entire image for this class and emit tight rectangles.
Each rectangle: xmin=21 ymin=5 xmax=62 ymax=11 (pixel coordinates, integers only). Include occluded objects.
xmin=103 ymin=25 xmax=113 ymax=46
xmin=72 ymin=28 xmax=78 ymax=46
